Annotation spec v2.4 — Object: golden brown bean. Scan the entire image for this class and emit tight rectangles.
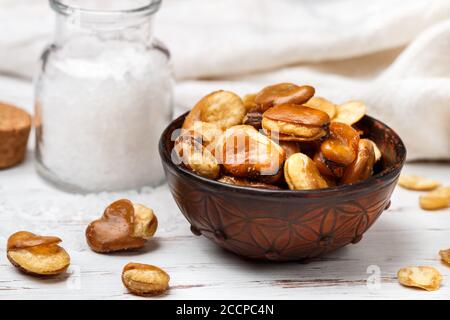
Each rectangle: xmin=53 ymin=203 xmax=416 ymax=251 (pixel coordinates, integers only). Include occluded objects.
xmin=262 ymin=104 xmax=330 ymax=141
xmin=215 ymin=125 xmax=285 ymax=180
xmin=86 ymin=199 xmax=158 ymax=253
xmin=122 ymin=263 xmax=170 ymax=296
xmin=419 ymin=190 xmax=449 ymax=211
xmin=333 ymin=100 xmax=366 ymax=125
xmin=284 ymin=153 xmax=328 ymax=190
xmin=320 ymin=122 xmax=360 ymax=166
xmin=7 ymin=231 xmax=70 ymax=276
xmin=398 ymin=175 xmax=441 ymax=191
xmin=242 ymin=108 xmax=263 ymax=129
xmin=278 ymin=141 xmax=301 ymax=159
xmin=341 ymin=139 xmax=376 ymax=184
xmin=304 ymin=97 xmax=337 ymax=119
xmin=254 ymin=83 xmax=315 ymax=112
xmin=183 ymin=90 xmax=246 ymax=130
xmin=174 ymin=132 xmax=221 ymax=179
xmin=439 ymin=249 xmax=450 ymax=265
xmin=242 ymin=93 xmax=258 ymax=111
xmin=366 ymin=139 xmax=382 ymax=162
xmin=184 ymin=121 xmax=224 ymax=149
xmin=397 ymin=266 xmax=442 ymax=291
xmin=313 ymin=151 xmax=345 ymax=178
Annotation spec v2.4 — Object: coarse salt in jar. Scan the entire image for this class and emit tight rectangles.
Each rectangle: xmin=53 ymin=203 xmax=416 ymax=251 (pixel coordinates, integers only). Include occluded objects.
xmin=35 ymin=0 xmax=173 ymax=192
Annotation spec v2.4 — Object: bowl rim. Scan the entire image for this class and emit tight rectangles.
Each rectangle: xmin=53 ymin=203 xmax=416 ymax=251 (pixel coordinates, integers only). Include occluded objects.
xmin=159 ymin=112 xmax=407 ymax=197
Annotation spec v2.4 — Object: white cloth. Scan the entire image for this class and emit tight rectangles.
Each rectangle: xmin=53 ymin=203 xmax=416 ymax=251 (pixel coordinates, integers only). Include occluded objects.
xmin=0 ymin=0 xmax=449 ymax=160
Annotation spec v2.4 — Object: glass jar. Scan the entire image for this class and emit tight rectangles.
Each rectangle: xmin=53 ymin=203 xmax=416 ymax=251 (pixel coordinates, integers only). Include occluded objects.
xmin=35 ymin=0 xmax=173 ymax=193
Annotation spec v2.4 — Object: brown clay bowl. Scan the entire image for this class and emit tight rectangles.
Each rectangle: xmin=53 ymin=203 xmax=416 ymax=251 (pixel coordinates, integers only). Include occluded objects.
xmin=159 ymin=113 xmax=406 ymax=261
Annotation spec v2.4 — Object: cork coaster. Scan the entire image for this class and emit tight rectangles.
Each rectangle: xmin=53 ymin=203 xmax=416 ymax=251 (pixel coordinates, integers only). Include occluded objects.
xmin=0 ymin=102 xmax=32 ymax=169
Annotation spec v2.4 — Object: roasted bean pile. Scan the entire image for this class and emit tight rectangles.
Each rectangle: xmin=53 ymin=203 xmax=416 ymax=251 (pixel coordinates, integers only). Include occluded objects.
xmin=174 ymin=83 xmax=382 ymax=190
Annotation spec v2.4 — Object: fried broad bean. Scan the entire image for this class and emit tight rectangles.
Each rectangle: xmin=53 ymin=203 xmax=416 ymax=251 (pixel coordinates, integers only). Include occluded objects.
xmin=254 ymin=83 xmax=315 ymax=112
xmin=366 ymin=139 xmax=382 ymax=162
xmin=242 ymin=93 xmax=263 ymax=128
xmin=439 ymin=249 xmax=450 ymax=265
xmin=432 ymin=186 xmax=450 ymax=199
xmin=7 ymin=231 xmax=70 ymax=276
xmin=284 ymin=153 xmax=328 ymax=190
xmin=419 ymin=187 xmax=450 ymax=210
xmin=215 ymin=125 xmax=286 ymax=180
xmin=86 ymin=199 xmax=158 ymax=253
xmin=278 ymin=141 xmax=301 ymax=159
xmin=398 ymin=175 xmax=441 ymax=191
xmin=262 ymin=104 xmax=330 ymax=141
xmin=341 ymin=139 xmax=376 ymax=184
xmin=397 ymin=266 xmax=442 ymax=291
xmin=132 ymin=204 xmax=159 ymax=239
xmin=179 ymin=85 xmax=382 ymax=189
xmin=320 ymin=122 xmax=360 ymax=166
xmin=296 ymin=140 xmax=321 ymax=159
xmin=174 ymin=131 xmax=220 ymax=179
xmin=419 ymin=195 xmax=449 ymax=210
xmin=242 ymin=109 xmax=263 ymax=129
xmin=218 ymin=175 xmax=282 ymax=190
xmin=184 ymin=121 xmax=223 ymax=148
xmin=304 ymin=96 xmax=337 ymax=119
xmin=313 ymin=151 xmax=345 ymax=178
xmin=183 ymin=90 xmax=246 ymax=130
xmin=122 ymin=263 xmax=170 ymax=296
xmin=333 ymin=100 xmax=366 ymax=125
xmin=242 ymin=93 xmax=258 ymax=111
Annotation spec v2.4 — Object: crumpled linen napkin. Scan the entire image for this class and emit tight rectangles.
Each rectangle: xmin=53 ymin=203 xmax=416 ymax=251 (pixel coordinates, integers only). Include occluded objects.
xmin=0 ymin=0 xmax=449 ymax=160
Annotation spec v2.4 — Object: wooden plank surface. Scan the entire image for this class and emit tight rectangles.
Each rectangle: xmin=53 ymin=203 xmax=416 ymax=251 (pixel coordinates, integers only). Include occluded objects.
xmin=0 ymin=76 xmax=449 ymax=300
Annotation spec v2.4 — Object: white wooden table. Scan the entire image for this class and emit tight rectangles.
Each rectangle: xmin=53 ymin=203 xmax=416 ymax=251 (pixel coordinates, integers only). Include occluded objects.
xmin=0 ymin=76 xmax=449 ymax=300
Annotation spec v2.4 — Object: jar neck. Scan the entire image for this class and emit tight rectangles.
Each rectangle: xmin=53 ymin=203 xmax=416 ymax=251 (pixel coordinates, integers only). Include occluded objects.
xmin=54 ymin=11 xmax=154 ymax=46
